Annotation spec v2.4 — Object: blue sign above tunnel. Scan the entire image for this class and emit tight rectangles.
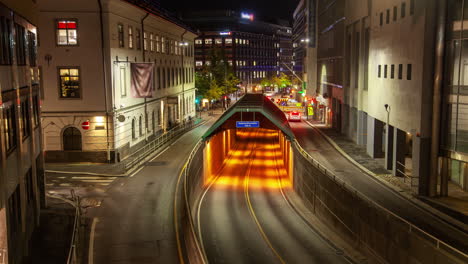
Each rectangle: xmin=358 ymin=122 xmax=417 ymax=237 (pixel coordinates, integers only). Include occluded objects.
xmin=236 ymin=121 xmax=260 ymax=128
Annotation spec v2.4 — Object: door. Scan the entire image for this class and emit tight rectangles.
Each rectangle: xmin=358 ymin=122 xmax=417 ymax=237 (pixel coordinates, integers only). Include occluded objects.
xmin=63 ymin=127 xmax=82 ymax=151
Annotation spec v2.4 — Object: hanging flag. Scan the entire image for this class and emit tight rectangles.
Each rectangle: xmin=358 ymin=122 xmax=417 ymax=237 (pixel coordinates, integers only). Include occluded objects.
xmin=130 ymin=63 xmax=154 ymax=98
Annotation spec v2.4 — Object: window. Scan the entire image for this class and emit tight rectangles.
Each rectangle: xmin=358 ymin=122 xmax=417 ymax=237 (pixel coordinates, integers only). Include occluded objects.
xmin=139 ymin=116 xmax=143 ymax=136
xmin=136 ymin=29 xmax=141 ymax=50
xmin=398 ymin=64 xmax=403 ymax=79
xmin=56 ymin=19 xmax=77 ymax=45
xmin=378 ymin=65 xmax=381 ymax=78
xmin=156 ymin=35 xmax=160 ymax=52
xmin=28 ymin=31 xmax=37 ymax=66
xmin=401 ymin=2 xmax=406 ymax=18
xmin=380 ymin=13 xmax=383 ymax=26
xmin=132 ymin=119 xmax=136 ymax=139
xmin=386 ymin=9 xmax=390 ymax=24
xmin=195 ymin=39 xmax=202 ymax=45
xmin=152 ymin=111 xmax=155 ymax=132
xmin=161 ymin=37 xmax=165 ymax=53
xmin=128 ymin=26 xmax=133 ymax=49
xmin=21 ymin=100 xmax=30 ymax=139
xmin=143 ymin=32 xmax=148 ymax=51
xmin=120 ymin=67 xmax=127 ymax=97
xmin=15 ymin=24 xmax=26 ymax=65
xmin=407 ymin=64 xmax=412 ymax=80
xmin=393 ymin=6 xmax=398 ymax=21
xmin=59 ymin=67 xmax=80 ymax=98
xmin=205 ymin=38 xmax=212 ymax=45
xmin=4 ymin=105 xmax=17 ymax=153
xmin=215 ymin=38 xmax=222 ymax=45
xmin=118 ymin=24 xmax=124 ymax=48
xmin=157 ymin=68 xmax=161 ymax=89
xmin=32 ymin=95 xmax=39 ymax=127
xmin=0 ymin=17 xmax=12 ymax=64
xmin=391 ymin=64 xmax=395 ymax=79
xmin=384 ymin=65 xmax=388 ymax=78
xmin=150 ymin=33 xmax=154 ymax=52
xmin=410 ymin=0 xmax=415 ymax=15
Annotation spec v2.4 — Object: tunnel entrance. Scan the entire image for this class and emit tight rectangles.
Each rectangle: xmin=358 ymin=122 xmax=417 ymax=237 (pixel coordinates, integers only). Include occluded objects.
xmin=203 ymin=128 xmax=293 ymax=190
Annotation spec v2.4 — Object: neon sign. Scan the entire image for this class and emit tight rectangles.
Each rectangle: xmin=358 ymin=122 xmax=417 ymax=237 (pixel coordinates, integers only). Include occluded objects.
xmin=220 ymin=31 xmax=231 ymax=35
xmin=241 ymin=12 xmax=254 ymax=21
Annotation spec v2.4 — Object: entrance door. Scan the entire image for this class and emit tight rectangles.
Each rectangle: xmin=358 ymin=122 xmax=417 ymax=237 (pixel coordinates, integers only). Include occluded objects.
xmin=63 ymin=127 xmax=82 ymax=151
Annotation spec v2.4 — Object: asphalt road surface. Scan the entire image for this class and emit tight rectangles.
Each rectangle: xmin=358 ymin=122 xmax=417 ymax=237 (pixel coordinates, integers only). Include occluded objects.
xmin=198 ymin=128 xmax=351 ymax=264
xmin=290 ymin=120 xmax=468 ymax=253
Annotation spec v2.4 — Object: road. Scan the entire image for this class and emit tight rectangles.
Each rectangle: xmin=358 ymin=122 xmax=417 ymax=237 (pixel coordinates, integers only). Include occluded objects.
xmin=198 ymin=128 xmax=351 ymax=264
xmin=290 ymin=120 xmax=468 ymax=253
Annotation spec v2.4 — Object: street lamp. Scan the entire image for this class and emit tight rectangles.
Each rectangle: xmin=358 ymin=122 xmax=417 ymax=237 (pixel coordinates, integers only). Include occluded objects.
xmin=300 ymin=38 xmax=310 ymax=43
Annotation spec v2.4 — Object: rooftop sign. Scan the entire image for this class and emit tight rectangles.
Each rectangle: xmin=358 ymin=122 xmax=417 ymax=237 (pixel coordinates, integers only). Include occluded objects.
xmin=241 ymin=12 xmax=254 ymax=21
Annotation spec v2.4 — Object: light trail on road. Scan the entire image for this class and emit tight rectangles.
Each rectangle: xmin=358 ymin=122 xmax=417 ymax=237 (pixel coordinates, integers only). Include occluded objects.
xmin=197 ymin=128 xmax=351 ymax=264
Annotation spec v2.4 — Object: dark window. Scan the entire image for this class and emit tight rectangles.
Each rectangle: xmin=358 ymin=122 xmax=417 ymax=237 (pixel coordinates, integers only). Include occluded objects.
xmin=386 ymin=9 xmax=390 ymax=24
xmin=407 ymin=64 xmax=412 ymax=80
xmin=15 ymin=24 xmax=26 ymax=65
xmin=139 ymin=116 xmax=143 ymax=136
xmin=63 ymin=127 xmax=82 ymax=151
xmin=393 ymin=6 xmax=398 ymax=21
xmin=391 ymin=64 xmax=395 ymax=79
xmin=32 ymin=94 xmax=39 ymax=127
xmin=28 ymin=31 xmax=37 ymax=66
xmin=128 ymin=26 xmax=133 ymax=49
xmin=410 ymin=0 xmax=415 ymax=15
xmin=0 ymin=17 xmax=12 ymax=65
xmin=354 ymin=32 xmax=360 ymax=88
xmin=364 ymin=28 xmax=370 ymax=90
xmin=7 ymin=187 xmax=22 ymax=236
xmin=118 ymin=24 xmax=124 ymax=48
xmin=398 ymin=64 xmax=403 ymax=79
xmin=157 ymin=68 xmax=161 ymax=89
xmin=380 ymin=13 xmax=383 ymax=26
xmin=384 ymin=65 xmax=388 ymax=78
xmin=21 ymin=100 xmax=31 ymax=140
xmin=132 ymin=119 xmax=136 ymax=139
xmin=56 ymin=19 xmax=77 ymax=46
xmin=152 ymin=111 xmax=155 ymax=132
xmin=59 ymin=67 xmax=80 ymax=98
xmin=25 ymin=169 xmax=34 ymax=205
xmin=401 ymin=2 xmax=406 ymax=18
xmin=378 ymin=65 xmax=381 ymax=77
xmin=4 ymin=105 xmax=17 ymax=153
xmin=136 ymin=29 xmax=141 ymax=50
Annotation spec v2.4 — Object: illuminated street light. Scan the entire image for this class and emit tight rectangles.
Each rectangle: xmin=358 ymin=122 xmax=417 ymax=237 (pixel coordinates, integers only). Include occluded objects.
xmin=300 ymin=38 xmax=310 ymax=43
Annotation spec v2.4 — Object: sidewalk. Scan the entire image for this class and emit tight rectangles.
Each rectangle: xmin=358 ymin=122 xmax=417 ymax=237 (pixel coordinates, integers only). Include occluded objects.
xmin=45 ymin=113 xmax=211 ymax=177
xmin=309 ymin=120 xmax=468 ymax=226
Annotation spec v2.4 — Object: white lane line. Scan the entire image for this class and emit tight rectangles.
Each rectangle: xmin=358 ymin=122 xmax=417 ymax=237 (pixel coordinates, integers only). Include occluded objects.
xmin=88 ymin=217 xmax=99 ymax=264
xmin=71 ymin=176 xmax=117 ymax=180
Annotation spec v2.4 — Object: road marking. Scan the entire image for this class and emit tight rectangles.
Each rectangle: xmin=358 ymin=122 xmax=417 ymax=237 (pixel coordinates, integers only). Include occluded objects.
xmin=88 ymin=217 xmax=99 ymax=264
xmin=244 ymin=130 xmax=286 ymax=264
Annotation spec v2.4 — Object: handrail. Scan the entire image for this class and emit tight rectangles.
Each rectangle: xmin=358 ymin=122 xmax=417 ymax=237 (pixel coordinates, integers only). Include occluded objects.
xmin=292 ymin=139 xmax=468 ymax=259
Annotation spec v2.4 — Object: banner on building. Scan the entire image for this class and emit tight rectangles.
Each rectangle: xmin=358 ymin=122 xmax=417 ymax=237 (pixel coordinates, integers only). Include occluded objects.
xmin=130 ymin=63 xmax=154 ymax=98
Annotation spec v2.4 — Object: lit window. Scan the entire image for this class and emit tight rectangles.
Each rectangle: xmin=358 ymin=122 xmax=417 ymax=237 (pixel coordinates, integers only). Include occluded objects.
xmin=225 ymin=38 xmax=232 ymax=44
xmin=205 ymin=61 xmax=211 ymax=66
xmin=228 ymin=60 xmax=233 ymax=66
xmin=58 ymin=67 xmax=80 ymax=98
xmin=161 ymin=37 xmax=165 ymax=53
xmin=215 ymin=38 xmax=222 ymax=45
xmin=196 ymin=61 xmax=203 ymax=67
xmin=235 ymin=38 xmax=239 ymax=44
xmin=150 ymin=33 xmax=154 ymax=51
xmin=128 ymin=26 xmax=133 ymax=49
xmin=118 ymin=24 xmax=124 ymax=48
xmin=156 ymin=35 xmax=160 ymax=52
xmin=56 ymin=20 xmax=78 ymax=45
xmin=144 ymin=32 xmax=148 ymax=51
xmin=205 ymin=38 xmax=212 ymax=45
xmin=195 ymin=39 xmax=202 ymax=45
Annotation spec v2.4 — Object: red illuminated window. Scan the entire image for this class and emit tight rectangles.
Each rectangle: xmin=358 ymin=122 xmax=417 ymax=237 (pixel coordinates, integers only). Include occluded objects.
xmin=56 ymin=20 xmax=77 ymax=45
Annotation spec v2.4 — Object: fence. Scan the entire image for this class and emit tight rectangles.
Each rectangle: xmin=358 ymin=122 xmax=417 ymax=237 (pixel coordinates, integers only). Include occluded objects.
xmin=291 ymin=140 xmax=467 ymax=264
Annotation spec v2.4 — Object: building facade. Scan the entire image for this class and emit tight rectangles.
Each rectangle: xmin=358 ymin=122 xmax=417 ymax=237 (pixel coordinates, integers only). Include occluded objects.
xmin=184 ymin=10 xmax=291 ymax=91
xmin=0 ymin=0 xmax=44 ymax=263
xmin=38 ymin=0 xmax=197 ymax=163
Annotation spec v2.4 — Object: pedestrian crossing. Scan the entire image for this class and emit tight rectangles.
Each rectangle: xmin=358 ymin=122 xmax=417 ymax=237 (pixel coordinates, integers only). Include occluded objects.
xmin=46 ymin=175 xmax=118 ymax=188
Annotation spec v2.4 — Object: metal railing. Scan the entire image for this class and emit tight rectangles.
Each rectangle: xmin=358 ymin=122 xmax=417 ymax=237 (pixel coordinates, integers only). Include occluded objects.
xmin=292 ymin=139 xmax=468 ymax=261
xmin=67 ymin=189 xmax=81 ymax=264
xmin=123 ymin=119 xmax=201 ymax=170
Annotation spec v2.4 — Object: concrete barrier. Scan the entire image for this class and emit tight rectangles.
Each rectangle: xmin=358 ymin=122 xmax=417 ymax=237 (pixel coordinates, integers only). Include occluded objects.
xmin=291 ymin=140 xmax=467 ymax=264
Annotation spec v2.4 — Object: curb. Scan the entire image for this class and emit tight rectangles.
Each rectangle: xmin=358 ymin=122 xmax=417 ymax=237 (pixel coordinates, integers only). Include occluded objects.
xmin=45 ymin=118 xmax=211 ymax=178
xmin=305 ymin=120 xmax=468 ymax=233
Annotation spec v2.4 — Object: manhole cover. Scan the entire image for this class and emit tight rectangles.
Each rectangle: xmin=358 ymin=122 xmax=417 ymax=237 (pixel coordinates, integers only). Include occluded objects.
xmin=146 ymin=161 xmax=168 ymax=166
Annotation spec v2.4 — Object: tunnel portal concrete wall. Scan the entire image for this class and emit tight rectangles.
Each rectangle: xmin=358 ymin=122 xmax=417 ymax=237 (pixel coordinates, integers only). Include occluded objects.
xmin=291 ymin=142 xmax=467 ymax=264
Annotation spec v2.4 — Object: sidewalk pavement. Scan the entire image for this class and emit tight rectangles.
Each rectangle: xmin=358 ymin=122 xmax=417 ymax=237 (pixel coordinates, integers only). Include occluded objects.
xmin=308 ymin=120 xmax=468 ymax=226
xmin=45 ymin=112 xmax=214 ymax=177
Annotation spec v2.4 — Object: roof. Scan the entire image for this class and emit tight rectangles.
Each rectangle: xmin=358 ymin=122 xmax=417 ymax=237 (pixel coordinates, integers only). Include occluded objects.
xmin=202 ymin=94 xmax=295 ymax=140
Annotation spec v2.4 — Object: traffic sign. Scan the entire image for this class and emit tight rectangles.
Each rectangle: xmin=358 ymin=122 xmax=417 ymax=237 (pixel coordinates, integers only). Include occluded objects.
xmin=82 ymin=121 xmax=90 ymax=130
xmin=236 ymin=121 xmax=260 ymax=128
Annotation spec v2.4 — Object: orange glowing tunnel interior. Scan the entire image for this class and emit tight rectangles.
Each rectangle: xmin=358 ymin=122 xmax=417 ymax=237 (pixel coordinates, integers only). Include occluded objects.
xmin=203 ymin=128 xmax=293 ymax=190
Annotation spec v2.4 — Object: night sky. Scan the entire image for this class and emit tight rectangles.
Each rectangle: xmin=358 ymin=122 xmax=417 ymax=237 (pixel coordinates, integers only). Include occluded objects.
xmin=159 ymin=0 xmax=300 ymax=23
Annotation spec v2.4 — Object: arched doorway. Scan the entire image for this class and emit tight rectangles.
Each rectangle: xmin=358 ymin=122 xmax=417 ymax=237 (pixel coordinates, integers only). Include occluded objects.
xmin=63 ymin=127 xmax=82 ymax=151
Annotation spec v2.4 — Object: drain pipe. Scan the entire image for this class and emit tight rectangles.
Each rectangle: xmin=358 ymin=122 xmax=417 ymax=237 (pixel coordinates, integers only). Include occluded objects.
xmin=141 ymin=13 xmax=149 ymax=141
xmin=429 ymin=0 xmax=447 ymax=197
xmin=98 ymin=0 xmax=111 ymax=162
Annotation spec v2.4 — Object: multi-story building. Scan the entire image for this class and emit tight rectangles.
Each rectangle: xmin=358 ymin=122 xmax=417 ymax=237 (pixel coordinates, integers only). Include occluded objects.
xmin=183 ymin=10 xmax=291 ymax=90
xmin=317 ymin=0 xmax=466 ymax=197
xmin=38 ymin=0 xmax=197 ymax=163
xmin=0 ymin=0 xmax=44 ymax=263
xmin=293 ymin=0 xmax=318 ymax=102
